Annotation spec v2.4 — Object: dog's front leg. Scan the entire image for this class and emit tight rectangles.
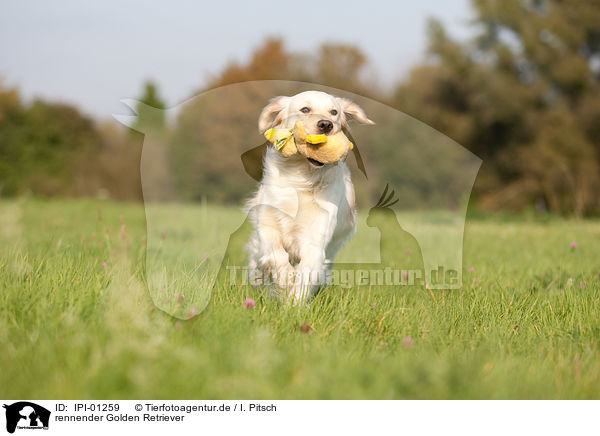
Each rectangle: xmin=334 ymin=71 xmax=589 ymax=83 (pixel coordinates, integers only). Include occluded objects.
xmin=291 ymin=201 xmax=338 ymax=304
xmin=258 ymin=229 xmax=296 ymax=291
xmin=249 ymin=205 xmax=296 ymax=291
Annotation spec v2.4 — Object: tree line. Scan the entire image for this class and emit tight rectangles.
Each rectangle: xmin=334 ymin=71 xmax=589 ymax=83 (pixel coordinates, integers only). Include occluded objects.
xmin=1 ymin=0 xmax=599 ymax=216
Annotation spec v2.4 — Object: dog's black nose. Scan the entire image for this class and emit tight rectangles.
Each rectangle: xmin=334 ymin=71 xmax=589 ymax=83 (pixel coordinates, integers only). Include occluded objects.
xmin=317 ymin=119 xmax=333 ymax=134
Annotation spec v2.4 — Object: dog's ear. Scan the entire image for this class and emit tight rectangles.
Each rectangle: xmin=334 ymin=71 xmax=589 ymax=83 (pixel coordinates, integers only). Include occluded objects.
xmin=258 ymin=96 xmax=290 ymax=132
xmin=337 ymin=98 xmax=374 ymax=129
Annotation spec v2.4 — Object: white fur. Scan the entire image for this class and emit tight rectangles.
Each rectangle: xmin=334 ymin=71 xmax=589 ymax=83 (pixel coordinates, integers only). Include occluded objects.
xmin=246 ymin=91 xmax=373 ymax=304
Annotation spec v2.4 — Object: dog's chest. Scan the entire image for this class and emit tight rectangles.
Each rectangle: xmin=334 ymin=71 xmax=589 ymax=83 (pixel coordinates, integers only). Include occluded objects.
xmin=271 ymin=187 xmax=332 ymax=224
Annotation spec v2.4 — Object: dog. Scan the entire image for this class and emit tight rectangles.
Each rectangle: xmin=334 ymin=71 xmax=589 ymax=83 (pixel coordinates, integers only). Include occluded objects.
xmin=246 ymin=90 xmax=374 ymax=304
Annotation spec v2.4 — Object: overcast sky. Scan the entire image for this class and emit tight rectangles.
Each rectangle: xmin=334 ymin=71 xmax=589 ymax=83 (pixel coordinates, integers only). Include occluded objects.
xmin=0 ymin=0 xmax=473 ymax=120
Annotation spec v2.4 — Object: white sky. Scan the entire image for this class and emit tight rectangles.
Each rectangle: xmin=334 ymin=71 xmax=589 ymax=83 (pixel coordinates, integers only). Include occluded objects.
xmin=0 ymin=0 xmax=473 ymax=121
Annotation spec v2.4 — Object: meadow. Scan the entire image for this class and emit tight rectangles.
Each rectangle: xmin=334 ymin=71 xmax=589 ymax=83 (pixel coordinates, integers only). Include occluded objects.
xmin=1 ymin=198 xmax=599 ymax=399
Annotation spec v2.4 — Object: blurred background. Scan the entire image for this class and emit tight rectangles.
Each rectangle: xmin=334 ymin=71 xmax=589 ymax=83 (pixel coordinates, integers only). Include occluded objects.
xmin=1 ymin=0 xmax=599 ymax=216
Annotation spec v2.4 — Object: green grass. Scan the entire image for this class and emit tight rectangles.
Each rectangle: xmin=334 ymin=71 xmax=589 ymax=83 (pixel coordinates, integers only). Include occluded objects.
xmin=1 ymin=198 xmax=599 ymax=399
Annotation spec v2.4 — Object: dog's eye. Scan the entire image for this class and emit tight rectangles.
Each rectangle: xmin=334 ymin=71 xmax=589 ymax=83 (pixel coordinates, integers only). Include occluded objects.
xmin=330 ymin=109 xmax=338 ymax=116
xmin=300 ymin=107 xmax=310 ymax=113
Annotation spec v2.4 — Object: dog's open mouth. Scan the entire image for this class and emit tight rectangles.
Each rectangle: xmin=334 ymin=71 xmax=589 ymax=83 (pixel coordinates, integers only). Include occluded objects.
xmin=307 ymin=157 xmax=325 ymax=168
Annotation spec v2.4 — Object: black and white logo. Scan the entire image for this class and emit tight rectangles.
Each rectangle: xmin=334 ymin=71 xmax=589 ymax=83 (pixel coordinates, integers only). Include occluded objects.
xmin=3 ymin=402 xmax=50 ymax=434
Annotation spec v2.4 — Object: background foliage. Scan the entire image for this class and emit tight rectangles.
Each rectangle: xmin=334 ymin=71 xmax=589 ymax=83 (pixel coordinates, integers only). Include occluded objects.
xmin=1 ymin=0 xmax=599 ymax=215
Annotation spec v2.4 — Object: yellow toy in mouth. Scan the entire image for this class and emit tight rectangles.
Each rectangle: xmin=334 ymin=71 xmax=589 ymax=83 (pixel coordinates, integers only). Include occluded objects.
xmin=263 ymin=127 xmax=298 ymax=157
xmin=263 ymin=121 xmax=353 ymax=165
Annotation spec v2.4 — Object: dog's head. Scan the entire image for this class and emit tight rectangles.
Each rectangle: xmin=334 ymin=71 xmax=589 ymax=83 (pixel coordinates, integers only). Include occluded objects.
xmin=259 ymin=90 xmax=374 ymax=135
xmin=258 ymin=91 xmax=374 ymax=167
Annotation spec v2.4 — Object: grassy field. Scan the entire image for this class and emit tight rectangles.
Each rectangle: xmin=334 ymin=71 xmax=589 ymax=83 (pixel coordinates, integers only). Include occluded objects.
xmin=1 ymin=198 xmax=599 ymax=399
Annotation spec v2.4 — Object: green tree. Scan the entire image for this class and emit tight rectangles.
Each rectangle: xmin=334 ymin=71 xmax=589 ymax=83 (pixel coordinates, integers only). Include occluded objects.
xmin=394 ymin=0 xmax=600 ymax=216
xmin=134 ymin=81 xmax=166 ymax=132
xmin=0 ymin=81 xmax=102 ymax=196
xmin=0 ymin=81 xmax=25 ymax=195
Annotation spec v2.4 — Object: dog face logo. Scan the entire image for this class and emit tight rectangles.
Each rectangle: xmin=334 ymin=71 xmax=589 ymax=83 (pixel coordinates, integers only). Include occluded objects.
xmin=3 ymin=402 xmax=50 ymax=434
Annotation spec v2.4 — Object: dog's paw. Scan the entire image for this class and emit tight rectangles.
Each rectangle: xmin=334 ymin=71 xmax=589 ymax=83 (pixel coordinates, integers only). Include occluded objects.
xmin=285 ymin=267 xmax=325 ymax=305
xmin=272 ymin=264 xmax=297 ymax=289
xmin=257 ymin=251 xmax=295 ymax=288
xmin=288 ymin=280 xmax=315 ymax=306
